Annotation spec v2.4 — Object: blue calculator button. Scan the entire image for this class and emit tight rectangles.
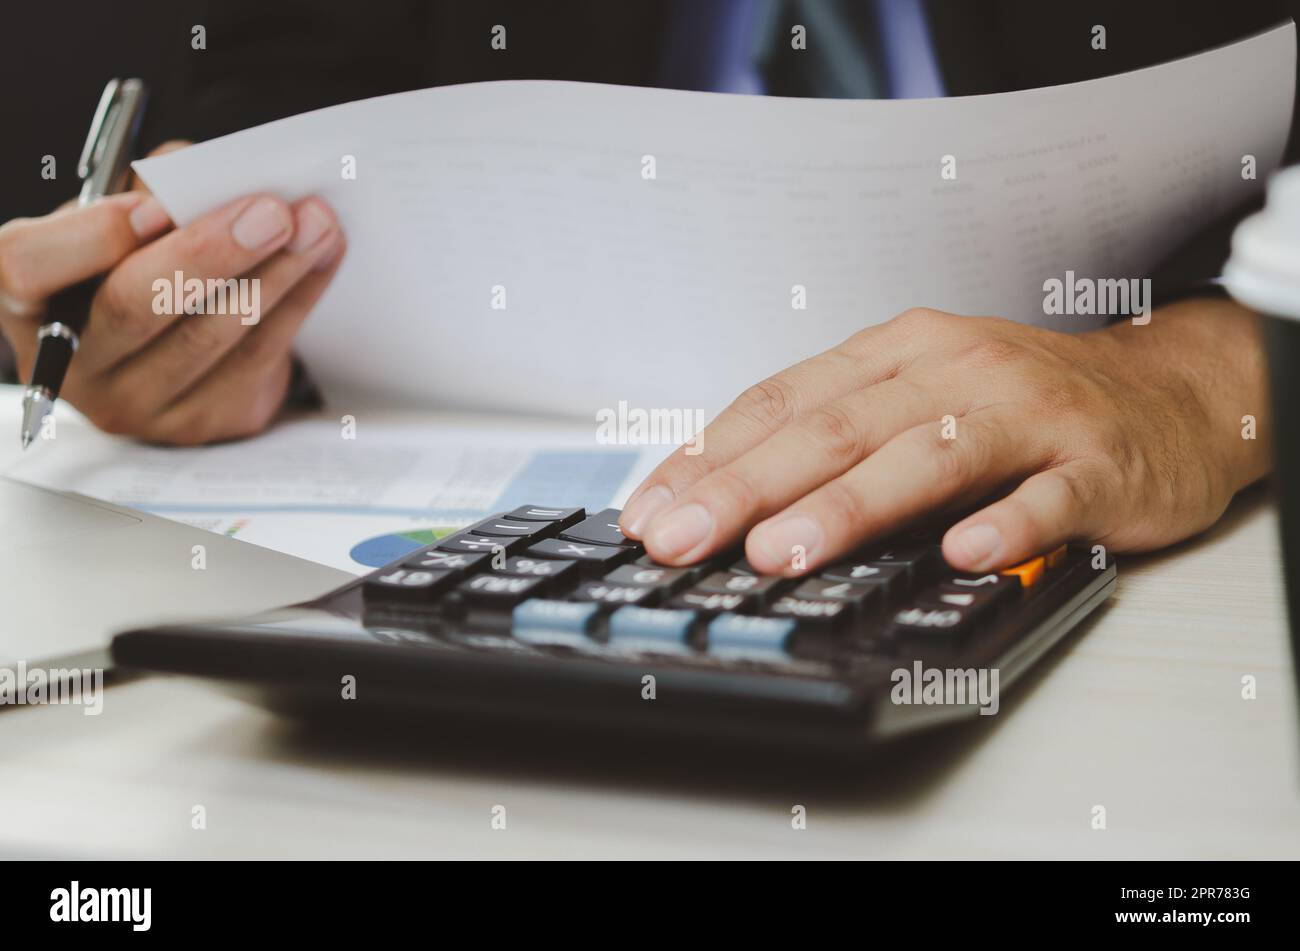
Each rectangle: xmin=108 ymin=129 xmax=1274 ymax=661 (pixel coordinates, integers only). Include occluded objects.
xmin=706 ymin=613 xmax=797 ymax=657
xmin=512 ymin=599 xmax=600 ymax=646
xmin=608 ymin=607 xmax=697 ymax=652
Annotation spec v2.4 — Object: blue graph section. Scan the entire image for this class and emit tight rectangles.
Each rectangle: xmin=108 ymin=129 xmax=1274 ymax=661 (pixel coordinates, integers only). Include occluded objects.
xmin=350 ymin=533 xmax=429 ymax=567
xmin=491 ymin=450 xmax=640 ymax=513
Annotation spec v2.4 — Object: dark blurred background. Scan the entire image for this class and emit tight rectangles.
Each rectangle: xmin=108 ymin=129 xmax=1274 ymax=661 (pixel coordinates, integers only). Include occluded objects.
xmin=0 ymin=2 xmax=199 ymax=219
xmin=0 ymin=0 xmax=672 ymax=220
xmin=6 ymin=0 xmax=1295 ymax=223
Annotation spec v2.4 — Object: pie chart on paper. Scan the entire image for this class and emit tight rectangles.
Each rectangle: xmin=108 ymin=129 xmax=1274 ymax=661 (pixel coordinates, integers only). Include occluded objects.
xmin=349 ymin=526 xmax=459 ymax=568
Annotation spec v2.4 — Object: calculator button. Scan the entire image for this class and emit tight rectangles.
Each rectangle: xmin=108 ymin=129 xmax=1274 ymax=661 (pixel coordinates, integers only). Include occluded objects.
xmin=504 ymin=505 xmax=584 ymax=528
xmin=939 ymin=572 xmax=1011 ymax=591
xmin=634 ymin=554 xmax=708 ymax=582
xmin=471 ymin=518 xmax=558 ymax=539
xmin=570 ymin=582 xmax=659 ymax=608
xmin=707 ymin=614 xmax=797 ymax=657
xmin=512 ymin=599 xmax=600 ymax=646
xmin=364 ymin=568 xmax=457 ymax=603
xmin=526 ymin=537 xmax=635 ymax=573
xmin=791 ymin=577 xmax=882 ymax=613
xmin=435 ymin=532 xmax=527 ymax=555
xmin=936 ymin=573 xmax=1018 ymax=609
xmin=820 ymin=559 xmax=908 ymax=595
xmin=1045 ymin=544 xmax=1068 ymax=568
xmin=492 ymin=556 xmax=579 ymax=583
xmin=765 ymin=596 xmax=849 ymax=631
xmin=457 ymin=573 xmax=548 ymax=607
xmin=728 ymin=557 xmax=759 ymax=575
xmin=886 ymin=605 xmax=974 ymax=638
xmin=924 ymin=589 xmax=1000 ymax=615
xmin=559 ymin=508 xmax=636 ymax=547
xmin=603 ymin=564 xmax=693 ymax=593
xmin=666 ymin=591 xmax=754 ymax=615
xmin=869 ymin=545 xmax=940 ymax=580
xmin=1001 ymin=556 xmax=1045 ymax=588
xmin=608 ymin=607 xmax=697 ymax=653
xmin=695 ymin=571 xmax=783 ymax=602
xmin=401 ymin=550 xmax=490 ymax=574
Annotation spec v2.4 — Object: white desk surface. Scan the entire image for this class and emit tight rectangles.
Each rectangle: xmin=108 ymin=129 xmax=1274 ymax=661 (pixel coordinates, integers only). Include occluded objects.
xmin=1 ymin=484 xmax=1297 ymax=859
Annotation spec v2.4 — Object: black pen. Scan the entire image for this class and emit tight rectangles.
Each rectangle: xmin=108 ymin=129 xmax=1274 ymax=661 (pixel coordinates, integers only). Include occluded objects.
xmin=21 ymin=78 xmax=148 ymax=449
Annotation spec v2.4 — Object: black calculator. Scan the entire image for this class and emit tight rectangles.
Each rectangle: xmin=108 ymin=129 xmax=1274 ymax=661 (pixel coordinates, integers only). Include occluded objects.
xmin=112 ymin=504 xmax=1116 ymax=751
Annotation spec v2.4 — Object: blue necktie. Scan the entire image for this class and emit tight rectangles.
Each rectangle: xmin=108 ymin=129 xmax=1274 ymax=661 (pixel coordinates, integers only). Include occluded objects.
xmin=660 ymin=0 xmax=886 ymax=98
xmin=659 ymin=0 xmax=945 ymax=100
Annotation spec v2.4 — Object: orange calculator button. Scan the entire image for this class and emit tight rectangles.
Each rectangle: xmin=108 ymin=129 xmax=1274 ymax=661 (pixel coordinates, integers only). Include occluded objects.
xmin=1001 ymin=556 xmax=1045 ymax=587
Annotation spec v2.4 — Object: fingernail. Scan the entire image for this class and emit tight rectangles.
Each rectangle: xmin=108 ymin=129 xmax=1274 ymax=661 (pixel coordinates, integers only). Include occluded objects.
xmin=951 ymin=524 xmax=1002 ymax=570
xmin=288 ymin=199 xmax=335 ymax=253
xmin=621 ymin=485 xmax=674 ymax=538
xmin=750 ymin=515 xmax=823 ymax=573
xmin=644 ymin=503 xmax=713 ymax=560
xmin=313 ymin=235 xmax=346 ymax=271
xmin=231 ymin=197 xmax=291 ymax=251
xmin=128 ymin=196 xmax=171 ymax=238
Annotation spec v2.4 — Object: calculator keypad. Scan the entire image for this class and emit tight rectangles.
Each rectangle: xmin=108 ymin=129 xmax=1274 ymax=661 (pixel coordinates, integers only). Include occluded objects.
xmin=360 ymin=505 xmax=1092 ymax=672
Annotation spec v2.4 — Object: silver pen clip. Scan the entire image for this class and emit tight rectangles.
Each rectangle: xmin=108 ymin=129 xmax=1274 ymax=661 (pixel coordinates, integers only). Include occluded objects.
xmin=76 ymin=78 xmax=149 ymax=204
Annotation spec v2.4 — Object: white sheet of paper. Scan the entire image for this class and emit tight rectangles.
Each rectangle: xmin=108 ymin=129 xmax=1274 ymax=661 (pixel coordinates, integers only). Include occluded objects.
xmin=0 ymin=387 xmax=656 ymax=572
xmin=135 ymin=24 xmax=1294 ymax=420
